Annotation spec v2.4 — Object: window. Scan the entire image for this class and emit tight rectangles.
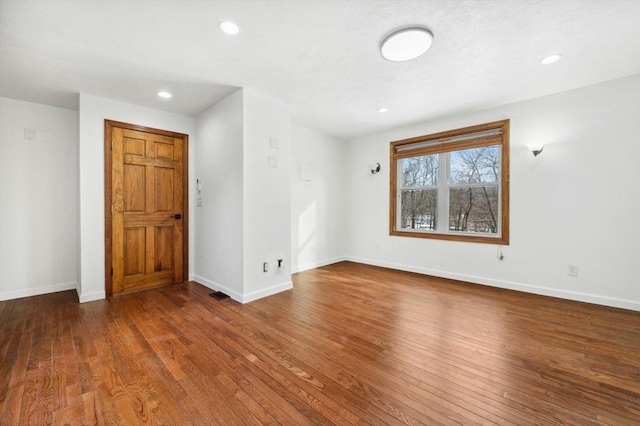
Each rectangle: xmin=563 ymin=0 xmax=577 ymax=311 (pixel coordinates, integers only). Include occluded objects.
xmin=390 ymin=119 xmax=509 ymax=244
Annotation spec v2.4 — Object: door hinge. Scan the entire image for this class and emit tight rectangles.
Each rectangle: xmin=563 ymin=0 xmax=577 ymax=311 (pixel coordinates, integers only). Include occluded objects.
xmin=110 ymin=268 xmax=113 ymax=277
xmin=111 ymin=204 xmax=114 ymax=213
xmin=111 ymin=140 xmax=114 ymax=150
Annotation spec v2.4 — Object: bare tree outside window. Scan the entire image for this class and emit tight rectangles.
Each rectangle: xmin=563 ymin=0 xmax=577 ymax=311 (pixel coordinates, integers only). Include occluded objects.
xmin=400 ymin=155 xmax=438 ymax=230
xmin=449 ymin=147 xmax=499 ymax=234
xmin=449 ymin=187 xmax=498 ymax=233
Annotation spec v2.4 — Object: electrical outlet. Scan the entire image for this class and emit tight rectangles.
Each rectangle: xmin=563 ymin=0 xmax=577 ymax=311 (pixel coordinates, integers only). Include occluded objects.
xmin=568 ymin=264 xmax=579 ymax=277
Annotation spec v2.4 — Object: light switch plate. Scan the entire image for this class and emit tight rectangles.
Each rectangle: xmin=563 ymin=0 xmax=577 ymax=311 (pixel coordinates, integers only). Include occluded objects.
xmin=24 ymin=128 xmax=35 ymax=140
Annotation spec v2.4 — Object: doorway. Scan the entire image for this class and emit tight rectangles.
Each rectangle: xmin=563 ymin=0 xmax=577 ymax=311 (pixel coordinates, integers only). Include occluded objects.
xmin=104 ymin=120 xmax=188 ymax=296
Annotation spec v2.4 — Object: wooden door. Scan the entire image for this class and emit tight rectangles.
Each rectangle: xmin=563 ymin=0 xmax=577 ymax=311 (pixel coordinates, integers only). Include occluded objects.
xmin=106 ymin=121 xmax=188 ymax=295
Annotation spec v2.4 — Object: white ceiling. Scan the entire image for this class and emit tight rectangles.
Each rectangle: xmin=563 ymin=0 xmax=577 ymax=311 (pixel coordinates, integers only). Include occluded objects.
xmin=1 ymin=0 xmax=639 ymax=140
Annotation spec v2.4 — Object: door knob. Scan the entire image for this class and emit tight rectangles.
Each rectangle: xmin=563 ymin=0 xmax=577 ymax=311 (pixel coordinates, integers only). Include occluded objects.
xmin=173 ymin=214 xmax=182 ymax=219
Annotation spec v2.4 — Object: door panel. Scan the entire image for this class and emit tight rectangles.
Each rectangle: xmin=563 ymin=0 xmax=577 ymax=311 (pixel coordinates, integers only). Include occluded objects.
xmin=155 ymin=167 xmax=174 ymax=212
xmin=124 ymin=227 xmax=146 ymax=276
xmin=124 ymin=164 xmax=145 ymax=211
xmin=110 ymin=126 xmax=185 ymax=294
xmin=155 ymin=226 xmax=174 ymax=272
xmin=125 ymin=137 xmax=145 ymax=156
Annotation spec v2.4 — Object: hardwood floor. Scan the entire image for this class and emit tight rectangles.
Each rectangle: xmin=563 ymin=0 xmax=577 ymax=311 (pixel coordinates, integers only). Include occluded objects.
xmin=1 ymin=262 xmax=638 ymax=425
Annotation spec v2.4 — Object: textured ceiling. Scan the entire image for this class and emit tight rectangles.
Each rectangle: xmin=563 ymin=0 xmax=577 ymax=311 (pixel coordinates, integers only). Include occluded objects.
xmin=1 ymin=0 xmax=639 ymax=140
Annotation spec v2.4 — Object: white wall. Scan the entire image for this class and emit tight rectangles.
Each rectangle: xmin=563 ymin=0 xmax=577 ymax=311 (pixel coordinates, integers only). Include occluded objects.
xmin=78 ymin=94 xmax=195 ymax=302
xmin=291 ymin=125 xmax=346 ymax=272
xmin=344 ymin=75 xmax=640 ymax=311
xmin=0 ymin=98 xmax=79 ymax=300
xmin=193 ymin=90 xmax=245 ymax=298
xmin=242 ymin=89 xmax=293 ymax=301
xmin=193 ymin=89 xmax=293 ymax=303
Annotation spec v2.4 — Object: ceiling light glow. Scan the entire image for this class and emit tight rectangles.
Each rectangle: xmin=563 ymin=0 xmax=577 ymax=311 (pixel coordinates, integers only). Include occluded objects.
xmin=541 ymin=54 xmax=563 ymax=65
xmin=157 ymin=91 xmax=172 ymax=99
xmin=219 ymin=21 xmax=240 ymax=35
xmin=380 ymin=27 xmax=434 ymax=62
xmin=377 ymin=107 xmax=389 ymax=113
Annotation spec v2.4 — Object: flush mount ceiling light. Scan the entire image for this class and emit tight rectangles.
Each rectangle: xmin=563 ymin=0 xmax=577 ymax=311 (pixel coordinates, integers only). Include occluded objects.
xmin=157 ymin=91 xmax=172 ymax=99
xmin=377 ymin=107 xmax=389 ymax=113
xmin=219 ymin=21 xmax=240 ymax=35
xmin=380 ymin=27 xmax=434 ymax=62
xmin=541 ymin=54 xmax=563 ymax=65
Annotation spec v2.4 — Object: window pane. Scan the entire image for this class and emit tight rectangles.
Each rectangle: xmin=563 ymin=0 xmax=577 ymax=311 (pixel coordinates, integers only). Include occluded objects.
xmin=401 ymin=155 xmax=438 ymax=187
xmin=450 ymin=146 xmax=499 ymax=184
xmin=400 ymin=189 xmax=437 ymax=230
xmin=449 ymin=186 xmax=499 ymax=234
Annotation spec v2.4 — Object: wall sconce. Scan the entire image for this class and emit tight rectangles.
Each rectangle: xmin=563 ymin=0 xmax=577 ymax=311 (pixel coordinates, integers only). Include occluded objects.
xmin=369 ymin=162 xmax=381 ymax=174
xmin=527 ymin=143 xmax=545 ymax=157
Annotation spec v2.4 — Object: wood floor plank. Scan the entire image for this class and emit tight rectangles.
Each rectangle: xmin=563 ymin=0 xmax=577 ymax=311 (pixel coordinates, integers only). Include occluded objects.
xmin=262 ymin=280 xmax=548 ymax=422
xmin=1 ymin=261 xmax=638 ymax=425
xmin=1 ymin=299 xmax=34 ymax=424
xmin=0 ymin=302 xmax=24 ymax=417
xmin=248 ymin=302 xmax=529 ymax=425
xmin=215 ymin=303 xmax=474 ymax=425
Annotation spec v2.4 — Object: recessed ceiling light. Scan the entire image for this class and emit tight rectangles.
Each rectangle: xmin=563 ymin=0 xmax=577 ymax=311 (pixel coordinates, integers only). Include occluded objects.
xmin=157 ymin=91 xmax=172 ymax=99
xmin=219 ymin=21 xmax=240 ymax=35
xmin=380 ymin=27 xmax=434 ymax=62
xmin=541 ymin=54 xmax=563 ymax=65
xmin=377 ymin=107 xmax=389 ymax=113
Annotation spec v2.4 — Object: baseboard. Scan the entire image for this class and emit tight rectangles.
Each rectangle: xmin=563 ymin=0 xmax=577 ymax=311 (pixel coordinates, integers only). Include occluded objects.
xmin=241 ymin=281 xmax=293 ymax=304
xmin=345 ymin=256 xmax=640 ymax=312
xmin=0 ymin=281 xmax=77 ymax=301
xmin=292 ymin=256 xmax=347 ymax=274
xmin=192 ymin=275 xmax=244 ymax=302
xmin=78 ymin=290 xmax=106 ymax=303
xmin=192 ymin=275 xmax=293 ymax=304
